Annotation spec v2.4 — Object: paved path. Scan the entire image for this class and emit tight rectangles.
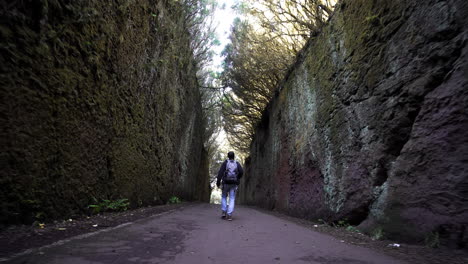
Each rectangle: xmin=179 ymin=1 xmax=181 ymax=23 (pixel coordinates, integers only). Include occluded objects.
xmin=7 ymin=204 xmax=405 ymax=264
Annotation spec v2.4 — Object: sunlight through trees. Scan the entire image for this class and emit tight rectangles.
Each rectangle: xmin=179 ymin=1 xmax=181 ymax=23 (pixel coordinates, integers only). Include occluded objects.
xmin=220 ymin=0 xmax=336 ymax=153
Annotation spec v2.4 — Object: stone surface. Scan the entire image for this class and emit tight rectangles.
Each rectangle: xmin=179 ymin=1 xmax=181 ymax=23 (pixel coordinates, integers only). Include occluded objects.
xmin=240 ymin=0 xmax=468 ymax=247
xmin=0 ymin=0 xmax=208 ymax=224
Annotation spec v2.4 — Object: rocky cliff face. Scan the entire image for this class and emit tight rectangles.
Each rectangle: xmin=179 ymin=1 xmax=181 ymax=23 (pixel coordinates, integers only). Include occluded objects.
xmin=1 ymin=0 xmax=208 ymax=224
xmin=240 ymin=0 xmax=468 ymax=247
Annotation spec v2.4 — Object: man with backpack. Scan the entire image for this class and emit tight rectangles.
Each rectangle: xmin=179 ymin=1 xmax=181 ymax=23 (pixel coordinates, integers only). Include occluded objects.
xmin=216 ymin=151 xmax=244 ymax=221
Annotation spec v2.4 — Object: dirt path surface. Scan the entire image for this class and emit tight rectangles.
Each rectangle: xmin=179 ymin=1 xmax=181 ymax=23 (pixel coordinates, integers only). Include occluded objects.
xmin=0 ymin=203 xmax=187 ymax=258
xmin=4 ymin=203 xmax=407 ymax=264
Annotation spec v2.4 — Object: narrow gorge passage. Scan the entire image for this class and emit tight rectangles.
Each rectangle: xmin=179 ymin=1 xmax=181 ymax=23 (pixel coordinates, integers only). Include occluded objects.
xmin=2 ymin=0 xmax=467 ymax=262
xmin=6 ymin=204 xmax=404 ymax=264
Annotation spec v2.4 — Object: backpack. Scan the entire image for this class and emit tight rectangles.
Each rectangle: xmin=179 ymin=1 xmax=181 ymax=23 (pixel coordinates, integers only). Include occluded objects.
xmin=224 ymin=160 xmax=238 ymax=184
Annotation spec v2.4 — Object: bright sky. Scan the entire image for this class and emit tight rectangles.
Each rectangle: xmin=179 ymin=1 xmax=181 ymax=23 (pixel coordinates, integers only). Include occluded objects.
xmin=211 ymin=0 xmax=238 ymax=72
xmin=210 ymin=0 xmax=238 ymax=148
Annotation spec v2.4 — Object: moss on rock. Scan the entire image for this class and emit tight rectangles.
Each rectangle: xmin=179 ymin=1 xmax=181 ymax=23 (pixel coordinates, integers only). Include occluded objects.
xmin=1 ymin=0 xmax=207 ymax=224
xmin=241 ymin=0 xmax=468 ymax=247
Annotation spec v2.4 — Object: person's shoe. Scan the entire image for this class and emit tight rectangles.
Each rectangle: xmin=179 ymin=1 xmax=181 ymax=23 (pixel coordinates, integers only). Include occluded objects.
xmin=221 ymin=211 xmax=227 ymax=219
xmin=227 ymin=214 xmax=232 ymax=221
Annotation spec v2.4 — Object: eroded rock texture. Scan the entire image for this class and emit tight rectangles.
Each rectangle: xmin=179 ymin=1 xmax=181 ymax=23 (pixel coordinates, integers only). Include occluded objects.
xmin=240 ymin=0 xmax=468 ymax=247
xmin=1 ymin=0 xmax=208 ymax=224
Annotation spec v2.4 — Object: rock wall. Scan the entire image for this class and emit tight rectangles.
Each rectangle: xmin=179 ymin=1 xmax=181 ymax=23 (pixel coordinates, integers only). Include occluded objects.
xmin=0 ymin=0 xmax=208 ymax=224
xmin=240 ymin=0 xmax=468 ymax=247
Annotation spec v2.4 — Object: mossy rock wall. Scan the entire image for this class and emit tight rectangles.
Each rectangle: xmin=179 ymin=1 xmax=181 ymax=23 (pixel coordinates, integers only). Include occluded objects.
xmin=241 ymin=0 xmax=468 ymax=247
xmin=0 ymin=0 xmax=208 ymax=224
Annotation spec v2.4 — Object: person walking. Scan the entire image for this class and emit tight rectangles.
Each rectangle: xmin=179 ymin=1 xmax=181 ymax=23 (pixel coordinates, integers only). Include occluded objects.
xmin=216 ymin=151 xmax=244 ymax=221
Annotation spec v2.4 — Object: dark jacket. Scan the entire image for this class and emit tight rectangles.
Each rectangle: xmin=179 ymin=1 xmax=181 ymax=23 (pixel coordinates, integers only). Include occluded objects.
xmin=216 ymin=159 xmax=244 ymax=186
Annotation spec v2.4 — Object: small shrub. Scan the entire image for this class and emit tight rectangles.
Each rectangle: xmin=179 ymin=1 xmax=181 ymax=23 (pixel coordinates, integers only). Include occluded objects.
xmin=371 ymin=227 xmax=384 ymax=240
xmin=346 ymin=225 xmax=360 ymax=233
xmin=333 ymin=218 xmax=350 ymax=228
xmin=168 ymin=196 xmax=181 ymax=204
xmin=88 ymin=198 xmax=129 ymax=214
xmin=107 ymin=199 xmax=130 ymax=211
xmin=425 ymin=232 xmax=440 ymax=248
xmin=332 ymin=219 xmax=360 ymax=233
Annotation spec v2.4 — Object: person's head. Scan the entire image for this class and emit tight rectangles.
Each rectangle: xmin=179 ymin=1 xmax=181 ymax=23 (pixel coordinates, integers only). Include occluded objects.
xmin=227 ymin=151 xmax=235 ymax=160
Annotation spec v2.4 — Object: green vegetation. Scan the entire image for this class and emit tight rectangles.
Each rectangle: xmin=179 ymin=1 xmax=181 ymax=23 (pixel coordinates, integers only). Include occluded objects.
xmin=88 ymin=199 xmax=130 ymax=214
xmin=365 ymin=15 xmax=381 ymax=25
xmin=167 ymin=196 xmax=182 ymax=204
xmin=334 ymin=218 xmax=350 ymax=227
xmin=371 ymin=227 xmax=385 ymax=240
xmin=220 ymin=0 xmax=335 ymax=153
xmin=332 ymin=218 xmax=361 ymax=233
xmin=345 ymin=225 xmax=361 ymax=233
xmin=425 ymin=231 xmax=440 ymax=248
xmin=317 ymin=218 xmax=361 ymax=234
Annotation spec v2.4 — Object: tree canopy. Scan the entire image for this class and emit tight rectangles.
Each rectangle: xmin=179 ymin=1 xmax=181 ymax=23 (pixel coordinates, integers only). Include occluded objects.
xmin=221 ymin=0 xmax=335 ymax=154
